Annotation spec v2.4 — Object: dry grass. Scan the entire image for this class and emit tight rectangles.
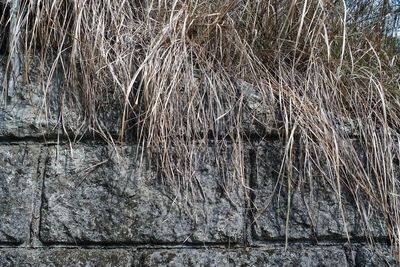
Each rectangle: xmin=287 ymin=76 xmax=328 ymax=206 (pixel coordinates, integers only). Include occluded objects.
xmin=1 ymin=0 xmax=400 ymax=262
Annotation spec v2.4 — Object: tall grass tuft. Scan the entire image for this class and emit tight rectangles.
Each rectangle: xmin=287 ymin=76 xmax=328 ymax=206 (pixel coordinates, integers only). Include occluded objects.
xmin=1 ymin=0 xmax=400 ymax=261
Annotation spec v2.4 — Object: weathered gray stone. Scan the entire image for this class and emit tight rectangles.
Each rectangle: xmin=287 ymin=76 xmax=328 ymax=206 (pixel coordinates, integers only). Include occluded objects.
xmin=345 ymin=244 xmax=396 ymax=266
xmin=331 ymin=114 xmax=360 ymax=138
xmin=40 ymin=144 xmax=244 ymax=244
xmin=0 ymin=144 xmax=41 ymax=243
xmin=134 ymin=246 xmax=348 ymax=266
xmin=60 ymin=92 xmax=125 ymax=139
xmin=0 ymin=57 xmax=61 ymax=138
xmin=251 ymin=140 xmax=387 ymax=241
xmin=0 ymin=249 xmax=132 ymax=266
xmin=0 ymin=56 xmax=123 ymax=139
xmin=239 ymin=80 xmax=361 ymax=138
xmin=167 ymin=78 xmax=280 ymax=138
xmin=239 ymin=80 xmax=281 ymax=136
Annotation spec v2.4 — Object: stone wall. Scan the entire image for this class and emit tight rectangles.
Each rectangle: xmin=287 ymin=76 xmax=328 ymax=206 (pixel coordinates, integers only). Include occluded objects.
xmin=0 ymin=60 xmax=396 ymax=266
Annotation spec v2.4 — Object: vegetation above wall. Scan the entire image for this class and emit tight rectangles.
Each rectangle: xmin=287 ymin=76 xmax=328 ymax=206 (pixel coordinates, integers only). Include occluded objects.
xmin=1 ymin=0 xmax=400 ymax=262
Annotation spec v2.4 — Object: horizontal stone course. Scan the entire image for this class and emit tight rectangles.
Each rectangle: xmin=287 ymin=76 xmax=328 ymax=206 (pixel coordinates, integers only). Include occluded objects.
xmin=0 ymin=245 xmax=395 ymax=266
xmin=0 ymin=70 xmax=281 ymax=140
xmin=0 ymin=144 xmax=41 ymax=243
xmin=40 ymin=144 xmax=245 ymax=244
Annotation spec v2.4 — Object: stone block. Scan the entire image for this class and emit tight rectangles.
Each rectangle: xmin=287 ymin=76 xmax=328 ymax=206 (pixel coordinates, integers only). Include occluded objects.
xmin=0 ymin=249 xmax=131 ymax=266
xmin=0 ymin=57 xmax=61 ymax=138
xmin=0 ymin=144 xmax=41 ymax=243
xmin=40 ymin=144 xmax=245 ymax=244
xmin=348 ymin=244 xmax=396 ymax=266
xmin=0 ymin=56 xmax=123 ymax=139
xmin=251 ymin=140 xmax=387 ymax=242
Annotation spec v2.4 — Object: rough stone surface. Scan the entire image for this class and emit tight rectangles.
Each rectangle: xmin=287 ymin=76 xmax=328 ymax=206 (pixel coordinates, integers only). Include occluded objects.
xmin=0 ymin=246 xmax=396 ymax=266
xmin=239 ymin=80 xmax=281 ymax=136
xmin=134 ymin=246 xmax=348 ymax=266
xmin=251 ymin=140 xmax=387 ymax=241
xmin=0 ymin=57 xmax=122 ymax=139
xmin=0 ymin=144 xmax=41 ymax=243
xmin=346 ymin=244 xmax=398 ymax=267
xmin=0 ymin=57 xmax=61 ymax=138
xmin=350 ymin=245 xmax=396 ymax=266
xmin=60 ymin=94 xmax=124 ymax=138
xmin=0 ymin=249 xmax=132 ymax=266
xmin=40 ymin=144 xmax=244 ymax=244
xmin=0 ymin=60 xmax=396 ymax=266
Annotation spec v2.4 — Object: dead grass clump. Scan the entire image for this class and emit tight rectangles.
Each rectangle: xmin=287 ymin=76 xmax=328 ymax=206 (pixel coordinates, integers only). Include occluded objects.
xmin=1 ymin=0 xmax=400 ymax=262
